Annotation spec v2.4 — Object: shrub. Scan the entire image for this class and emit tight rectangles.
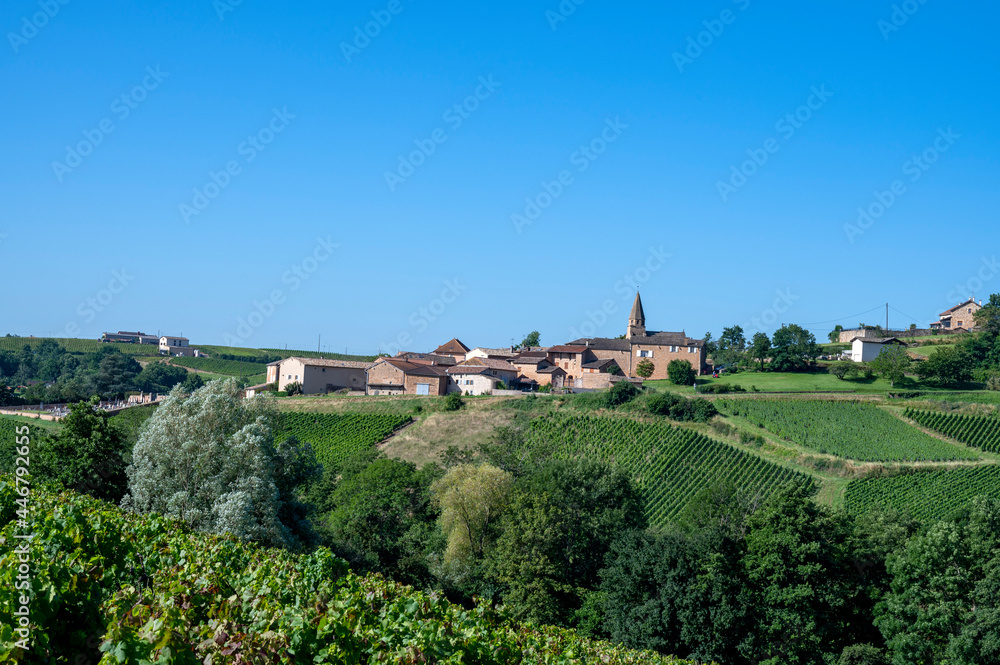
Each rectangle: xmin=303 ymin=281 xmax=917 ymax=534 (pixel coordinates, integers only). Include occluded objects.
xmin=667 ymin=360 xmax=696 ymax=385
xmin=444 ymin=393 xmax=464 ymax=411
xmin=606 ymin=380 xmax=640 ymax=407
xmin=987 ymin=375 xmax=1000 ymax=391
xmin=645 ymin=392 xmax=718 ymax=423
xmin=700 ymin=384 xmax=747 ymax=394
xmin=829 ymin=361 xmax=860 ymax=380
xmin=636 ymin=359 xmax=655 ymax=379
xmin=286 ymin=381 xmax=303 ymax=396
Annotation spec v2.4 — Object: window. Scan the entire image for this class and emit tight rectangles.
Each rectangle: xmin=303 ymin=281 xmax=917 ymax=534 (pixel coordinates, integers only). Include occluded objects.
xmin=688 ymin=347 xmax=695 ymax=353
xmin=637 ymin=349 xmax=653 ymax=358
xmin=670 ymin=346 xmax=678 ymax=353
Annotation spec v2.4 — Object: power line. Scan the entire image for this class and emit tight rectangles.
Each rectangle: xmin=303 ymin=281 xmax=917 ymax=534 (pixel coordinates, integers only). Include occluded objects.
xmin=800 ymin=305 xmax=886 ymax=327
xmin=888 ymin=305 xmax=926 ymax=325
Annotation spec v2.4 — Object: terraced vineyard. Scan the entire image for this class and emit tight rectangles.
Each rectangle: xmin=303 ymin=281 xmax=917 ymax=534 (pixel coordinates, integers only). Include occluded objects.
xmin=276 ymin=413 xmax=411 ymax=469
xmin=904 ymin=408 xmax=1000 ymax=453
xmin=515 ymin=414 xmax=812 ymax=526
xmin=171 ymin=356 xmax=268 ymax=377
xmin=844 ymin=465 xmax=1000 ymax=521
xmin=719 ymin=399 xmax=977 ymax=462
xmin=0 ymin=337 xmax=159 ymax=356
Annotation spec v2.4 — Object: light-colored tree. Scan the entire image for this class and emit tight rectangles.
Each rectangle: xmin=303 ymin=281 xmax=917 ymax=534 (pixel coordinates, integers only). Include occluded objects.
xmin=432 ymin=464 xmax=513 ymax=570
xmin=122 ymin=378 xmax=294 ymax=547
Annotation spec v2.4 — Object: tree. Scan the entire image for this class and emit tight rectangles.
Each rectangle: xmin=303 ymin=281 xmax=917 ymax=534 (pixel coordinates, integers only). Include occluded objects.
xmin=770 ymin=324 xmax=820 ymax=372
xmin=135 ymin=361 xmax=189 ymax=393
xmin=432 ymin=464 xmax=512 ymax=583
xmin=868 ymin=345 xmax=910 ymax=387
xmin=326 ymin=455 xmax=441 ymax=586
xmin=916 ymin=346 xmax=974 ymax=386
xmin=636 ymin=359 xmax=655 ymax=378
xmin=123 ymin=379 xmax=307 ymax=548
xmin=830 ymin=360 xmax=861 ymax=380
xmin=749 ymin=332 xmax=771 ymax=371
xmin=605 ymin=378 xmax=640 ymax=406
xmin=829 ymin=325 xmax=845 ymax=343
xmin=33 ymin=397 xmax=129 ymax=503
xmin=444 ymin=393 xmax=464 ymax=411
xmin=667 ymin=359 xmax=696 ymax=385
xmin=740 ymin=481 xmax=855 ymax=665
xmin=520 ymin=331 xmax=541 ymax=348
xmin=491 ymin=459 xmax=646 ymax=627
xmin=703 ymin=332 xmax=717 ymax=357
xmin=973 ymin=294 xmax=1000 ymax=339
xmin=182 ymin=372 xmax=204 ymax=392
xmin=716 ymin=326 xmax=747 ymax=366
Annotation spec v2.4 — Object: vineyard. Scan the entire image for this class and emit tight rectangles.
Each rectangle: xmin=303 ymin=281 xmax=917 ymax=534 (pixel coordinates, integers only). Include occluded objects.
xmin=0 ymin=337 xmax=159 ymax=357
xmin=844 ymin=465 xmax=1000 ymax=522
xmin=275 ymin=412 xmax=412 ymax=469
xmin=718 ymin=399 xmax=978 ymax=462
xmin=170 ymin=356 xmax=269 ymax=377
xmin=0 ymin=480 xmax=693 ymax=664
xmin=904 ymin=408 xmax=1000 ymax=453
xmin=515 ymin=414 xmax=812 ymax=526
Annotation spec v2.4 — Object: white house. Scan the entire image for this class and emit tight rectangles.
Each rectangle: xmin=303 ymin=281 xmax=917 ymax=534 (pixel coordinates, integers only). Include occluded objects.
xmin=850 ymin=337 xmax=907 ymax=363
xmin=446 ymin=366 xmax=506 ymax=395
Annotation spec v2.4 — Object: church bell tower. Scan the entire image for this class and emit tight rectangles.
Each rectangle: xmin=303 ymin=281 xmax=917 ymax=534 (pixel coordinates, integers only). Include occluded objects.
xmin=626 ymin=291 xmax=646 ymax=340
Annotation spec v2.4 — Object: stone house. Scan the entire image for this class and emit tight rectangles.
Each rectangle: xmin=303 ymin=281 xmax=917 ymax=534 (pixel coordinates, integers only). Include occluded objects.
xmin=267 ymin=357 xmax=373 ymax=394
xmin=447 ymin=366 xmax=506 ymax=395
xmin=465 ymin=347 xmax=518 ymax=361
xmin=567 ymin=293 xmax=707 ymax=380
xmin=366 ymin=358 xmax=449 ymax=396
xmin=931 ymin=298 xmax=983 ymax=331
xmin=433 ymin=338 xmax=470 ymax=362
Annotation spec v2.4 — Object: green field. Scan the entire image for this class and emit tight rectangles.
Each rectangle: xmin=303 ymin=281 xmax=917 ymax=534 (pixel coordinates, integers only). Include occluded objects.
xmin=718 ymin=399 xmax=977 ymax=462
xmin=512 ymin=413 xmax=813 ymax=527
xmin=844 ymin=465 xmax=1000 ymax=521
xmin=275 ymin=412 xmax=412 ymax=469
xmin=170 ymin=356 xmax=268 ymax=377
xmin=0 ymin=336 xmax=161 ymax=357
xmin=905 ymin=408 xmax=1000 ymax=453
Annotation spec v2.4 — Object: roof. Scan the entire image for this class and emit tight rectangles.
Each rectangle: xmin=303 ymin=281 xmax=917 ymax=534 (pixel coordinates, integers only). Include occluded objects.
xmin=376 ymin=357 xmax=449 ymax=377
xmin=940 ymin=298 xmax=981 ymax=316
xmin=456 ymin=357 xmax=518 ymax=372
xmin=446 ymin=365 xmax=492 ymax=376
xmin=850 ymin=337 xmax=907 ymax=345
xmin=512 ymin=355 xmax=547 ymax=366
xmin=629 ymin=292 xmax=645 ymax=322
xmin=547 ymin=345 xmax=589 ymax=354
xmin=469 ymin=347 xmax=517 ymax=358
xmin=582 ymin=358 xmax=618 ymax=370
xmin=567 ymin=337 xmax=631 ymax=351
xmin=397 ymin=352 xmax=457 ymax=366
xmin=537 ymin=365 xmax=568 ymax=375
xmin=433 ymin=338 xmax=470 ymax=355
xmin=567 ymin=333 xmax=704 ymax=349
xmin=284 ymin=357 xmax=375 ymax=370
xmin=160 ymin=335 xmax=189 ymax=341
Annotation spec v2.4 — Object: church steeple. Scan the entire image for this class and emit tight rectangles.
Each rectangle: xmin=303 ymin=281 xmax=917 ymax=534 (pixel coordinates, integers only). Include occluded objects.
xmin=627 ymin=291 xmax=646 ymax=339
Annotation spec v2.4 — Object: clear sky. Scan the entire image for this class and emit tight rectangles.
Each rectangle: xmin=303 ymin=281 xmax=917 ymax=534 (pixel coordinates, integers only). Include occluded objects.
xmin=3 ymin=1 xmax=998 ymax=354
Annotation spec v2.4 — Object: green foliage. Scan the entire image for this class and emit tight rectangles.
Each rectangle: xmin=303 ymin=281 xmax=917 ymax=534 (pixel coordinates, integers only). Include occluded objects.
xmin=0 ymin=480 xmax=692 ymax=664
xmin=275 ymin=412 xmax=411 ymax=470
xmin=134 ymin=361 xmax=189 ymax=392
xmin=667 ymin=359 xmax=696 ymax=385
xmin=916 ymin=346 xmax=975 ymax=386
xmin=905 ymin=408 xmax=1000 ymax=453
xmin=829 ymin=324 xmax=845 ymax=344
xmin=520 ymin=330 xmax=541 ymax=348
xmin=606 ymin=379 xmax=640 ymax=407
xmin=740 ymin=481 xmax=856 ymax=665
xmin=326 ymin=456 xmax=441 ymax=586
xmin=644 ymin=392 xmax=718 ymax=422
xmin=285 ymin=380 xmax=303 ymax=396
xmin=719 ymin=399 xmax=977 ymax=461
xmin=491 ymin=459 xmax=647 ymax=627
xmin=868 ymin=345 xmax=910 ymax=387
xmin=32 ymin=398 xmax=129 ymax=503
xmin=749 ymin=332 xmax=771 ymax=371
xmin=844 ymin=466 xmax=1000 ymax=522
xmin=444 ymin=392 xmax=464 ymax=411
xmin=715 ymin=325 xmax=747 ymax=366
xmin=829 ymin=360 xmax=862 ymax=380
xmin=636 ymin=359 xmax=655 ymax=378
xmin=770 ymin=324 xmax=820 ymax=372
xmin=509 ymin=414 xmax=813 ymax=526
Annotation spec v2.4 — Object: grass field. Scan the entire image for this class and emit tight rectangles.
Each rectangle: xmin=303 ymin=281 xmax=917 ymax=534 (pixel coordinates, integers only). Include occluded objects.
xmin=844 ymin=465 xmax=1000 ymax=521
xmin=718 ymin=399 xmax=978 ymax=462
xmin=170 ymin=356 xmax=268 ymax=377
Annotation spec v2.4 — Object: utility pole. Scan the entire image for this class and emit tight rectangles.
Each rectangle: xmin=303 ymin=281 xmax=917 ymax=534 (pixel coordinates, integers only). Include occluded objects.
xmin=886 ymin=302 xmax=889 ymax=331
xmin=318 ymin=334 xmax=321 ymax=355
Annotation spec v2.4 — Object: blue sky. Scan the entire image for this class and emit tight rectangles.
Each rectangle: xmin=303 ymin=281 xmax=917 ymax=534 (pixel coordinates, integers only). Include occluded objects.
xmin=3 ymin=0 xmax=998 ymax=354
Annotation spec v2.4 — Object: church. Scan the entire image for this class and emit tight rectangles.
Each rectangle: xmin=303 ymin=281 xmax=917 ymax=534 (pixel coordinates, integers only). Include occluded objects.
xmin=567 ymin=292 xmax=707 ymax=380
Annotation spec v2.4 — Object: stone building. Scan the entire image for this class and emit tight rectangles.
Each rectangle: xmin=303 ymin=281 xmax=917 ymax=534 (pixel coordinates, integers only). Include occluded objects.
xmin=366 ymin=358 xmax=449 ymax=396
xmin=568 ymin=292 xmax=707 ymax=380
xmin=267 ymin=357 xmax=373 ymax=394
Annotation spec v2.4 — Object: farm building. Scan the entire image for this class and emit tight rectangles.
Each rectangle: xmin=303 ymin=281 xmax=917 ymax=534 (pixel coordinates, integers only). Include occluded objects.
xmin=850 ymin=337 xmax=907 ymax=363
xmin=268 ymin=357 xmax=374 ymax=394
xmin=446 ymin=357 xmax=518 ymax=395
xmin=366 ymin=358 xmax=449 ymax=396
xmin=159 ymin=335 xmax=197 ymax=357
xmin=432 ymin=338 xmax=470 ymax=362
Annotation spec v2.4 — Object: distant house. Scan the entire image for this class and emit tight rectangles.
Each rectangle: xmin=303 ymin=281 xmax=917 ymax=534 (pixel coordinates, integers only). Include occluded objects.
xmin=931 ymin=298 xmax=982 ymax=331
xmin=102 ymin=330 xmax=159 ymax=344
xmin=366 ymin=358 xmax=449 ymax=396
xmin=511 ymin=352 xmax=556 ymax=387
xmin=396 ymin=351 xmax=457 ymax=366
xmin=432 ymin=338 xmax=471 ymax=362
xmin=850 ymin=337 xmax=907 ymax=363
xmin=465 ymin=347 xmax=518 ymax=361
xmin=159 ymin=336 xmax=196 ymax=357
xmin=447 ymin=358 xmax=518 ymax=395
xmin=269 ymin=357 xmax=374 ymax=394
